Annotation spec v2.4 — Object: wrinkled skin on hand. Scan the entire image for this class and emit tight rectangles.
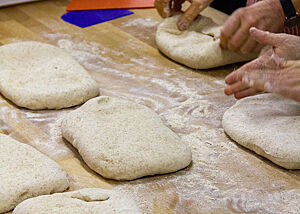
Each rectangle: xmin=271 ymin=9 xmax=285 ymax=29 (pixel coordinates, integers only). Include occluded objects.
xmin=259 ymin=31 xmax=300 ymax=61
xmin=244 ymin=60 xmax=300 ymax=102
xmin=220 ymin=0 xmax=285 ymax=54
xmin=154 ymin=0 xmax=213 ymax=30
xmin=224 ymin=28 xmax=300 ymax=102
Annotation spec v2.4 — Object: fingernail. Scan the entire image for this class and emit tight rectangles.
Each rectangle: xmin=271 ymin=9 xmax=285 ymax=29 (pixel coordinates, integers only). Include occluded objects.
xmin=178 ymin=22 xmax=187 ymax=31
xmin=224 ymin=88 xmax=231 ymax=95
xmin=249 ymin=27 xmax=256 ymax=32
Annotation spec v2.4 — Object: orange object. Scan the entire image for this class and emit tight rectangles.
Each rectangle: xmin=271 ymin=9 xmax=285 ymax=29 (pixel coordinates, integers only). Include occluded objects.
xmin=67 ymin=0 xmax=154 ymax=11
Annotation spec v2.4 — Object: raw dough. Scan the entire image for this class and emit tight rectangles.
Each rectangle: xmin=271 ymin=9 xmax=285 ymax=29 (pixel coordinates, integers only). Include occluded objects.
xmin=13 ymin=188 xmax=140 ymax=214
xmin=61 ymin=96 xmax=192 ymax=180
xmin=222 ymin=94 xmax=300 ymax=169
xmin=156 ymin=15 xmax=256 ymax=69
xmin=0 ymin=134 xmax=69 ymax=213
xmin=0 ymin=41 xmax=99 ymax=110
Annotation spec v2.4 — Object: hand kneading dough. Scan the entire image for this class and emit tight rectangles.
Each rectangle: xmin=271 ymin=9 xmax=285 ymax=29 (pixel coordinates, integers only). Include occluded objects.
xmin=61 ymin=96 xmax=192 ymax=180
xmin=13 ymin=188 xmax=140 ymax=214
xmin=0 ymin=134 xmax=69 ymax=213
xmin=0 ymin=41 xmax=99 ymax=110
xmin=222 ymin=94 xmax=300 ymax=169
xmin=156 ymin=15 xmax=256 ymax=69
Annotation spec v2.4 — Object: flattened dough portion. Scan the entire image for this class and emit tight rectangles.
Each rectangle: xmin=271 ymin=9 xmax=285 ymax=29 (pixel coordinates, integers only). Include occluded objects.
xmin=13 ymin=188 xmax=140 ymax=214
xmin=0 ymin=134 xmax=69 ymax=213
xmin=0 ymin=41 xmax=99 ymax=110
xmin=61 ymin=96 xmax=192 ymax=180
xmin=156 ymin=15 xmax=256 ymax=69
xmin=222 ymin=94 xmax=300 ymax=169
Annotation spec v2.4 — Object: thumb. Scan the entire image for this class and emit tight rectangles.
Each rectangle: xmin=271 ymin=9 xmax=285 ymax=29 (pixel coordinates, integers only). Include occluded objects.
xmin=249 ymin=27 xmax=283 ymax=46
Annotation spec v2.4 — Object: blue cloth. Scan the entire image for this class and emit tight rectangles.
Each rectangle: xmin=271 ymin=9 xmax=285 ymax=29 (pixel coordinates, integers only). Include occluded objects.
xmin=61 ymin=9 xmax=134 ymax=28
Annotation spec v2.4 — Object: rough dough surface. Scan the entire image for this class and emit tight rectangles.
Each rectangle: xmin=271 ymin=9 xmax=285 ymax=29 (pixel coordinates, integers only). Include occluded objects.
xmin=61 ymin=96 xmax=192 ymax=180
xmin=156 ymin=15 xmax=256 ymax=69
xmin=13 ymin=188 xmax=140 ymax=214
xmin=0 ymin=41 xmax=99 ymax=110
xmin=0 ymin=134 xmax=69 ymax=213
xmin=222 ymin=94 xmax=300 ymax=169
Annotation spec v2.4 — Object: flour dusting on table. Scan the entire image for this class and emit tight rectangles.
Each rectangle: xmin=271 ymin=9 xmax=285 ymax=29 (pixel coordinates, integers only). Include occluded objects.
xmin=0 ymin=31 xmax=298 ymax=214
xmin=123 ymin=18 xmax=159 ymax=28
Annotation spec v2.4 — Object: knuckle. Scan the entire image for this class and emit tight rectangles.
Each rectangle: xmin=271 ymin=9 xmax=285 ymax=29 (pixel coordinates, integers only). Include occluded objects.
xmin=193 ymin=0 xmax=202 ymax=7
xmin=245 ymin=15 xmax=256 ymax=26
xmin=234 ymin=8 xmax=244 ymax=18
xmin=237 ymin=10 xmax=257 ymax=26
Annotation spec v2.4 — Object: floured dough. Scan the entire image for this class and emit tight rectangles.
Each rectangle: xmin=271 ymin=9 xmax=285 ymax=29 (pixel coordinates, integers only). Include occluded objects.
xmin=0 ymin=134 xmax=69 ymax=213
xmin=13 ymin=188 xmax=140 ymax=214
xmin=0 ymin=41 xmax=99 ymax=110
xmin=222 ymin=94 xmax=300 ymax=169
xmin=61 ymin=96 xmax=192 ymax=180
xmin=156 ymin=15 xmax=256 ymax=69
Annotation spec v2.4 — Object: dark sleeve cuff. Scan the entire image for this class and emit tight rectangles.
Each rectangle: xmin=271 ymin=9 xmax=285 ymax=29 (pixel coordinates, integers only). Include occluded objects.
xmin=280 ymin=0 xmax=297 ymax=19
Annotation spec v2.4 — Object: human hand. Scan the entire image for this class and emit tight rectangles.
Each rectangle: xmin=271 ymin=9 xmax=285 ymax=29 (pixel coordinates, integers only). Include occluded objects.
xmin=251 ymin=27 xmax=300 ymax=60
xmin=220 ymin=0 xmax=285 ymax=54
xmin=224 ymin=27 xmax=300 ymax=101
xmin=154 ymin=0 xmax=213 ymax=30
xmin=226 ymin=59 xmax=300 ymax=102
xmin=224 ymin=53 xmax=285 ymax=99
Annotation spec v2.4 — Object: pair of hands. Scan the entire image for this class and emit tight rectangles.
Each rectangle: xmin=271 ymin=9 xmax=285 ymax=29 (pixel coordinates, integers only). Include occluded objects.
xmin=155 ymin=0 xmax=300 ymax=102
xmin=225 ymin=27 xmax=300 ymax=102
xmin=155 ymin=0 xmax=285 ymax=54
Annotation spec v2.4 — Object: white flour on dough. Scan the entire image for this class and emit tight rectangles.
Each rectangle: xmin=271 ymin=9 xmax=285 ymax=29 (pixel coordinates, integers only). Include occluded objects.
xmin=0 ymin=41 xmax=99 ymax=110
xmin=13 ymin=188 xmax=140 ymax=214
xmin=0 ymin=134 xmax=69 ymax=213
xmin=156 ymin=15 xmax=256 ymax=69
xmin=61 ymin=96 xmax=192 ymax=180
xmin=222 ymin=93 xmax=300 ymax=169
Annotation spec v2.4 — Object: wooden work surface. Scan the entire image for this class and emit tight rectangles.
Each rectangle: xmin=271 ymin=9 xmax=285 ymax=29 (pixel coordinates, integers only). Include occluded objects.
xmin=0 ymin=0 xmax=299 ymax=213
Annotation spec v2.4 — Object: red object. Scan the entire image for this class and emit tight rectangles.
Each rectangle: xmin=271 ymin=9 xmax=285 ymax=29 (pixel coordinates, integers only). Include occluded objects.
xmin=67 ymin=0 xmax=154 ymax=11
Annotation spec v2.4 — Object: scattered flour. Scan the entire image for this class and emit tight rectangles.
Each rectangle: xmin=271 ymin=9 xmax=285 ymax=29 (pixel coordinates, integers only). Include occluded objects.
xmin=42 ymin=32 xmax=217 ymax=116
xmin=13 ymin=188 xmax=141 ymax=214
xmin=115 ymin=127 xmax=300 ymax=214
xmin=43 ymin=32 xmax=71 ymax=41
xmin=0 ymin=104 xmax=72 ymax=159
xmin=122 ymin=18 xmax=159 ymax=28
xmin=160 ymin=98 xmax=212 ymax=131
xmin=213 ymin=79 xmax=226 ymax=86
xmin=0 ymin=32 xmax=296 ymax=213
